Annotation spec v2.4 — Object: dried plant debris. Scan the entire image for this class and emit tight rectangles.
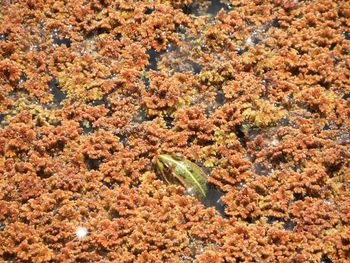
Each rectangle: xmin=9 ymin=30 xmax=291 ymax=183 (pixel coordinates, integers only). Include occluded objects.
xmin=0 ymin=0 xmax=350 ymax=262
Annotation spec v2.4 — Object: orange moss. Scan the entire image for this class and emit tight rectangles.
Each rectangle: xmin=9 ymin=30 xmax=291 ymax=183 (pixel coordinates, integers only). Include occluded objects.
xmin=0 ymin=0 xmax=349 ymax=261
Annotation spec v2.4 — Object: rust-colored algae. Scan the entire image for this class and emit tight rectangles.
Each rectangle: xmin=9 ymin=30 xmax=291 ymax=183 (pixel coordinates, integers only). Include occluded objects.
xmin=0 ymin=0 xmax=350 ymax=262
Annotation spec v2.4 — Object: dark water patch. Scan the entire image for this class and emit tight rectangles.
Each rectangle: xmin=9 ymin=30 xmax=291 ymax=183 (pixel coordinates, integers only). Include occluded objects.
xmin=180 ymin=255 xmax=194 ymax=261
xmin=318 ymin=78 xmax=331 ymax=89
xmin=341 ymin=47 xmax=349 ymax=55
xmin=156 ymin=34 xmax=166 ymax=46
xmin=175 ymin=24 xmax=187 ymax=34
xmin=244 ymin=217 xmax=256 ymax=224
xmin=144 ymin=7 xmax=155 ymax=14
xmin=97 ymin=248 xmax=109 ymax=258
xmin=142 ymin=75 xmax=150 ymax=91
xmin=163 ymin=115 xmax=174 ymax=129
xmin=335 ymin=132 xmax=350 ymax=145
xmin=293 ymin=192 xmax=304 ymax=201
xmin=215 ymin=89 xmax=225 ymax=105
xmin=181 ymin=3 xmax=195 ymax=15
xmin=267 ymin=216 xmax=296 ymax=230
xmin=189 ymin=61 xmax=202 ymax=74
xmin=146 ymin=48 xmax=162 ymax=71
xmin=165 ymin=43 xmax=177 ymax=52
xmin=102 ymin=180 xmax=114 ymax=190
xmin=105 ymin=73 xmax=116 ymax=80
xmin=252 ymin=162 xmax=271 ymax=176
xmin=81 ymin=126 xmax=95 ymax=135
xmin=245 ymin=127 xmax=261 ymax=141
xmin=267 ymin=216 xmax=279 ymax=224
xmin=46 ymin=140 xmax=65 ymax=156
xmin=236 ymin=47 xmax=247 ymax=55
xmin=52 ymin=30 xmax=72 ymax=48
xmin=166 ymin=58 xmax=201 ymax=75
xmin=0 ymin=223 xmax=5 ymax=231
xmin=0 ymin=33 xmax=7 ymax=41
xmin=321 ymin=255 xmax=332 ymax=263
xmin=29 ymin=45 xmax=42 ymax=51
xmin=180 ymin=2 xmax=210 ymax=16
xmin=283 ymin=220 xmax=296 ymax=231
xmin=201 ymin=184 xmax=227 ymax=218
xmin=254 ymin=185 xmax=267 ymax=196
xmin=278 ymin=117 xmax=289 ymax=126
xmin=342 ymin=31 xmax=350 ymax=40
xmin=85 ymin=27 xmax=110 ymax=38
xmin=36 ymin=166 xmax=53 ymax=179
xmin=271 ymin=151 xmax=287 ymax=165
xmin=85 ymin=156 xmax=102 ymax=170
xmin=119 ymin=134 xmax=128 ymax=147
xmin=113 ymin=33 xmax=122 ymax=40
xmin=132 ymin=108 xmax=155 ymax=123
xmin=19 ymin=72 xmax=27 ymax=84
xmin=90 ymin=99 xmax=105 ymax=106
xmin=246 ymin=20 xmax=280 ymax=47
xmin=342 ymin=92 xmax=350 ymax=99
xmin=207 ymin=0 xmax=231 ymax=15
xmin=234 ymin=125 xmax=247 ymax=148
xmin=333 ymin=56 xmax=341 ymax=66
xmin=0 ymin=113 xmax=4 ymax=123
xmin=54 ymin=37 xmax=71 ymax=48
xmin=80 ymin=121 xmax=95 ymax=134
xmin=36 ymin=132 xmax=44 ymax=140
xmin=342 ymin=237 xmax=350 ymax=246
xmin=90 ymin=97 xmax=109 ymax=108
xmin=326 ymin=162 xmax=342 ymax=177
xmin=48 ymin=77 xmax=66 ymax=104
xmin=3 ymin=252 xmax=16 ymax=261
xmin=204 ymin=106 xmax=211 ymax=117
xmin=249 ymin=33 xmax=261 ymax=45
xmin=323 ymin=123 xmax=331 ymax=130
xmin=329 ymin=42 xmax=337 ymax=51
xmin=108 ymin=208 xmax=121 ymax=219
xmin=271 ymin=18 xmax=280 ymax=28
xmin=133 ymin=108 xmax=148 ymax=123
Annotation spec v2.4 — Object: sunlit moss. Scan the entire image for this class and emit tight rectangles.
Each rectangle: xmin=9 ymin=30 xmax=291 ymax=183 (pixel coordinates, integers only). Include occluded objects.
xmin=242 ymin=99 xmax=287 ymax=127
